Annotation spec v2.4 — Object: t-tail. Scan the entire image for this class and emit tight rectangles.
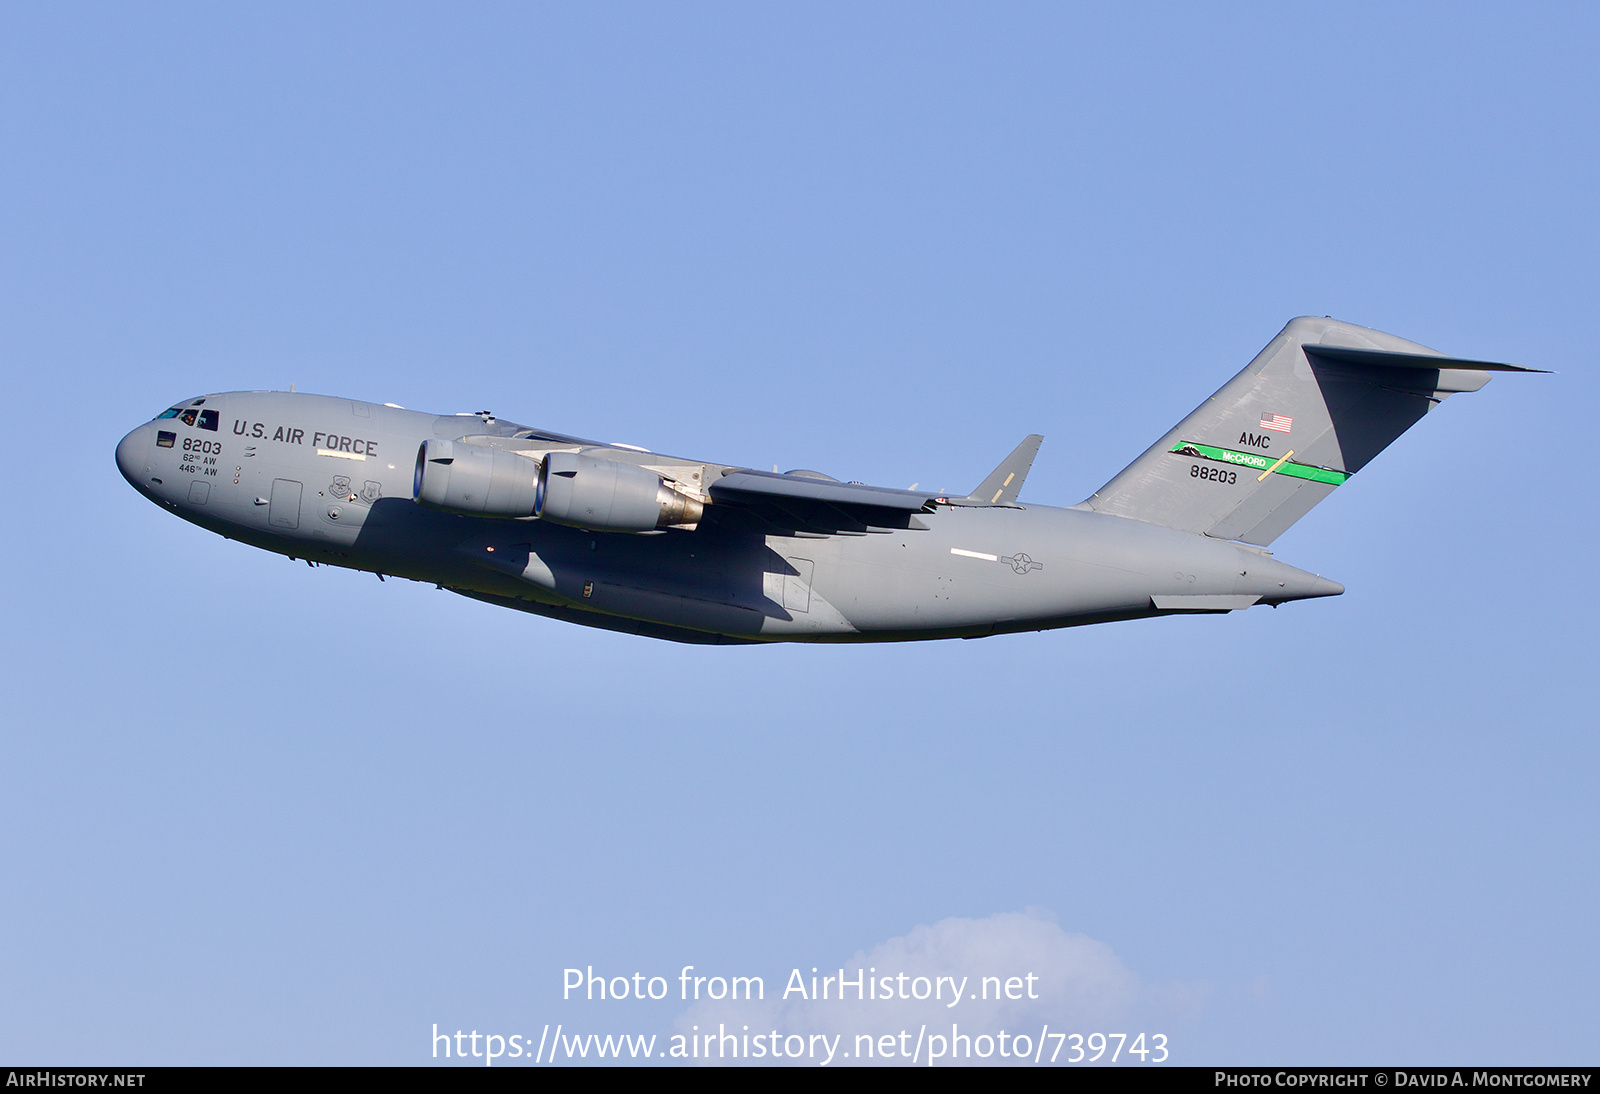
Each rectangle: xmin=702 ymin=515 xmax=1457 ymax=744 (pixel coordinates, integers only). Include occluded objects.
xmin=1077 ymin=316 xmax=1545 ymax=545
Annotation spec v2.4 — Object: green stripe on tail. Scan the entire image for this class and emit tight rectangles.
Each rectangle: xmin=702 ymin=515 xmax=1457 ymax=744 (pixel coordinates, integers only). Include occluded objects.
xmin=1170 ymin=442 xmax=1351 ymax=486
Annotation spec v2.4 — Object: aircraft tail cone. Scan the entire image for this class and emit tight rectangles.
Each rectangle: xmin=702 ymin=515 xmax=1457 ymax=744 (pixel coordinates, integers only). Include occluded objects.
xmin=1309 ymin=575 xmax=1345 ymax=598
xmin=1265 ymin=567 xmax=1344 ymax=604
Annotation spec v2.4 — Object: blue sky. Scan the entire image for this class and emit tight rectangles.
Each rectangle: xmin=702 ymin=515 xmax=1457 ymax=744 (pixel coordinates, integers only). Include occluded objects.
xmin=2 ymin=2 xmax=1595 ymax=1065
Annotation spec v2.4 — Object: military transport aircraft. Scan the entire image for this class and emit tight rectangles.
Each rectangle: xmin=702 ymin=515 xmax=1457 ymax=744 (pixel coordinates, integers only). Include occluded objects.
xmin=115 ymin=317 xmax=1540 ymax=645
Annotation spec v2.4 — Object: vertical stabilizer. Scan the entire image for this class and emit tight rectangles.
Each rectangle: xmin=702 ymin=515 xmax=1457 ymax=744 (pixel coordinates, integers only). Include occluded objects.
xmin=1078 ymin=317 xmax=1542 ymax=545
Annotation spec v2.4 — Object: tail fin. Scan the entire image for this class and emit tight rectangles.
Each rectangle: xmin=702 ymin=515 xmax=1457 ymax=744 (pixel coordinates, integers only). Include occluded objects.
xmin=1079 ymin=317 xmax=1545 ymax=545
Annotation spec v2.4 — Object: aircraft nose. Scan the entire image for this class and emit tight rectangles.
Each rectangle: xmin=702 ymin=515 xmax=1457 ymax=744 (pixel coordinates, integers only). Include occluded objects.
xmin=115 ymin=425 xmax=149 ymax=487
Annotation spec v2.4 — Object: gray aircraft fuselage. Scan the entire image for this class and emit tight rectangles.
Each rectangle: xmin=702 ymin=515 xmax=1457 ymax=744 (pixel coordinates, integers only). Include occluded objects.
xmin=115 ymin=318 xmax=1536 ymax=644
xmin=114 ymin=390 xmax=1340 ymax=645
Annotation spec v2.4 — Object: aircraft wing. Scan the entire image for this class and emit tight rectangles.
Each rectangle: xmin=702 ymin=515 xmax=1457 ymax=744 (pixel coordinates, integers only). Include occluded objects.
xmin=711 ymin=470 xmax=941 ymax=510
xmin=707 ymin=469 xmax=946 ymax=535
xmin=970 ymin=434 xmax=1043 ymax=505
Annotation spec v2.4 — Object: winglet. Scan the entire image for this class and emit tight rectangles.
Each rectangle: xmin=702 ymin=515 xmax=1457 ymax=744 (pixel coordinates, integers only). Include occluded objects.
xmin=970 ymin=435 xmax=1043 ymax=505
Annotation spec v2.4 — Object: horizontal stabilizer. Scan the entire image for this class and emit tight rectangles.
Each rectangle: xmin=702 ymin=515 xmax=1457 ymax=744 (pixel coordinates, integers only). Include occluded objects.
xmin=970 ymin=434 xmax=1044 ymax=505
xmin=1301 ymin=344 xmax=1550 ymax=375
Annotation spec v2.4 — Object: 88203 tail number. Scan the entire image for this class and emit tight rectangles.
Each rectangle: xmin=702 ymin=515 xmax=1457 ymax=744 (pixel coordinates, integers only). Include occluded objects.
xmin=1191 ymin=463 xmax=1236 ymax=484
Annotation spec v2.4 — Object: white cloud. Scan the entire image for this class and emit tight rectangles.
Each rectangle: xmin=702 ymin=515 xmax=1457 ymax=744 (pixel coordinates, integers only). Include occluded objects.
xmin=670 ymin=909 xmax=1205 ymax=1066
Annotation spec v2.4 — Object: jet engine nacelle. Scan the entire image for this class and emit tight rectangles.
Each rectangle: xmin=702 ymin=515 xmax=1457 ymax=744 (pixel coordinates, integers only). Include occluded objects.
xmin=413 ymin=438 xmax=541 ymax=517
xmin=536 ymin=450 xmax=704 ymax=532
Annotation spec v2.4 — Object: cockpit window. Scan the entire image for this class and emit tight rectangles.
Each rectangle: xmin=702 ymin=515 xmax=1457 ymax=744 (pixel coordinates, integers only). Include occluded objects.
xmin=152 ymin=406 xmax=218 ymax=427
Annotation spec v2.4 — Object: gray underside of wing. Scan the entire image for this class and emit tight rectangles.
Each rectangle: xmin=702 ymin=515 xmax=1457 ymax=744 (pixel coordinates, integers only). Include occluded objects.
xmin=707 ymin=469 xmax=949 ymax=536
xmin=710 ymin=470 xmax=944 ymax=511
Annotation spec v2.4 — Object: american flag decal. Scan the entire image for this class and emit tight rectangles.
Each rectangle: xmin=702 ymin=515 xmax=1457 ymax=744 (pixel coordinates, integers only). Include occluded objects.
xmin=1260 ymin=413 xmax=1293 ymax=434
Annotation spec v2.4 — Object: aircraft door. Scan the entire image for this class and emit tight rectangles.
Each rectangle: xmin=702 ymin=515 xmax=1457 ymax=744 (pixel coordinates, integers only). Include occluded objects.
xmin=269 ymin=478 xmax=302 ymax=529
xmin=783 ymin=557 xmax=813 ymax=614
